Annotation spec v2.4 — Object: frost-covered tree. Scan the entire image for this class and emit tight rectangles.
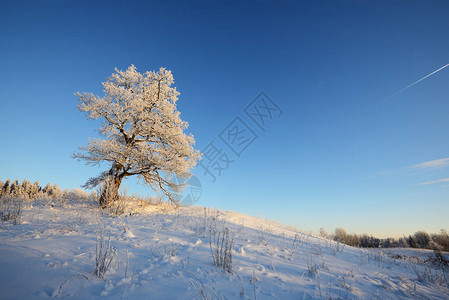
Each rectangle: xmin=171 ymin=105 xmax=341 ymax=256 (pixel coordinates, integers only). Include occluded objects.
xmin=413 ymin=231 xmax=430 ymax=249
xmin=74 ymin=65 xmax=201 ymax=207
xmin=3 ymin=179 xmax=11 ymax=195
xmin=50 ymin=184 xmax=63 ymax=199
xmin=30 ymin=181 xmax=40 ymax=198
xmin=22 ymin=180 xmax=31 ymax=197
xmin=334 ymin=227 xmax=347 ymax=243
xmin=42 ymin=183 xmax=52 ymax=195
xmin=10 ymin=180 xmax=19 ymax=195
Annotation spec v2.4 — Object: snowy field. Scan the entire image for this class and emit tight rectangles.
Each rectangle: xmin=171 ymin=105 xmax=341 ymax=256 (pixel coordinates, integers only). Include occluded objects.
xmin=0 ymin=198 xmax=448 ymax=299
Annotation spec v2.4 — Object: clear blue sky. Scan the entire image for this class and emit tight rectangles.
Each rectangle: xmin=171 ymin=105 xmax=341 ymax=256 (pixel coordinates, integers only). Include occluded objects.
xmin=1 ymin=0 xmax=448 ymax=237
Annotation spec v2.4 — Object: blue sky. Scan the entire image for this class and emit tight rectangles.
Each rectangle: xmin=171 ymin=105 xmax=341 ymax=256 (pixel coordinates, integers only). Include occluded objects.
xmin=1 ymin=0 xmax=448 ymax=237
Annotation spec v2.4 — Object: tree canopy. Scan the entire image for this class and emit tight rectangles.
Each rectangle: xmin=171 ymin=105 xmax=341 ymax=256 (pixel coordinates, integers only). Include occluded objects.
xmin=74 ymin=65 xmax=201 ymax=206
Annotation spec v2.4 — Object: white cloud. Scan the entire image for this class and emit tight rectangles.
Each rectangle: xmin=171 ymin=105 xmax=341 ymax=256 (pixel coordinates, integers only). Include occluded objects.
xmin=373 ymin=157 xmax=449 ymax=179
xmin=418 ymin=178 xmax=449 ymax=185
xmin=409 ymin=158 xmax=449 ymax=170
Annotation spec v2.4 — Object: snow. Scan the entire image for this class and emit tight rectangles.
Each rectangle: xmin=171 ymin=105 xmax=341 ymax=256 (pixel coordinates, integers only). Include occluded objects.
xmin=0 ymin=198 xmax=448 ymax=299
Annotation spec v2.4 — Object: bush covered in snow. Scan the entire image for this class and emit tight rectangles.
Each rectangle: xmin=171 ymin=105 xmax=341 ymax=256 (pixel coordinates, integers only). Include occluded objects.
xmin=0 ymin=195 xmax=24 ymax=225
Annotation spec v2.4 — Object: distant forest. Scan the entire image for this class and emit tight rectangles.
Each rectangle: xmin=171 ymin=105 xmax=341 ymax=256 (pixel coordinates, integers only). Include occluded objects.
xmin=323 ymin=227 xmax=449 ymax=252
xmin=0 ymin=179 xmax=64 ymax=199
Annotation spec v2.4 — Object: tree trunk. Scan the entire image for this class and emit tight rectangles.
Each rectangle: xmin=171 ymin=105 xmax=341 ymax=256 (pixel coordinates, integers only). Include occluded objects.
xmin=99 ymin=175 xmax=122 ymax=208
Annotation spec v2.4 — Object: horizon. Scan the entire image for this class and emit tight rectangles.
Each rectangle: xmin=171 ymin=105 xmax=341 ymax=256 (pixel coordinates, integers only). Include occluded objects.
xmin=1 ymin=0 xmax=448 ymax=238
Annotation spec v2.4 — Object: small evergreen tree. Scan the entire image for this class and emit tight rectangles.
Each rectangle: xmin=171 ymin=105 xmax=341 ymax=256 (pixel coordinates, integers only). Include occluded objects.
xmin=22 ymin=180 xmax=32 ymax=197
xmin=30 ymin=181 xmax=40 ymax=198
xmin=10 ymin=180 xmax=19 ymax=195
xmin=42 ymin=183 xmax=52 ymax=195
xmin=3 ymin=179 xmax=11 ymax=195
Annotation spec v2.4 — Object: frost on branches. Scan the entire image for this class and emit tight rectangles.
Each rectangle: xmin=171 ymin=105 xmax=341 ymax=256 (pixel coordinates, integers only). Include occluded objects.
xmin=73 ymin=65 xmax=201 ymax=207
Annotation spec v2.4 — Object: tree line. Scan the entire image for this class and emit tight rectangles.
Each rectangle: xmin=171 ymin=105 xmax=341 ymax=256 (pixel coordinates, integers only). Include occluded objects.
xmin=0 ymin=179 xmax=63 ymax=199
xmin=322 ymin=227 xmax=449 ymax=252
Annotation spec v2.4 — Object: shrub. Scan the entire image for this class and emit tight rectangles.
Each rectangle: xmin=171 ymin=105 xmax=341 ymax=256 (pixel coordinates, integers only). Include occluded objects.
xmin=49 ymin=184 xmax=64 ymax=199
xmin=64 ymin=188 xmax=90 ymax=203
xmin=107 ymin=191 xmax=130 ymax=216
xmin=319 ymin=228 xmax=328 ymax=239
xmin=412 ymin=264 xmax=448 ymax=288
xmin=0 ymin=196 xmax=24 ymax=225
xmin=188 ymin=273 xmax=219 ymax=300
xmin=306 ymin=255 xmax=318 ymax=278
xmin=152 ymin=242 xmax=181 ymax=261
xmin=413 ymin=231 xmax=430 ymax=249
xmin=334 ymin=227 xmax=347 ymax=243
xmin=431 ymin=230 xmax=449 ymax=252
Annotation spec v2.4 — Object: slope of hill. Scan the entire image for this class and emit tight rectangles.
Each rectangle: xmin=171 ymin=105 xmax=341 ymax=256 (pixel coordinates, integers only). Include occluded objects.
xmin=0 ymin=197 xmax=448 ymax=299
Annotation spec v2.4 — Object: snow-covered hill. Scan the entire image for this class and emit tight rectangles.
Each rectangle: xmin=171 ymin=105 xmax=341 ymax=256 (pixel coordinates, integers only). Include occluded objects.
xmin=0 ymin=198 xmax=448 ymax=299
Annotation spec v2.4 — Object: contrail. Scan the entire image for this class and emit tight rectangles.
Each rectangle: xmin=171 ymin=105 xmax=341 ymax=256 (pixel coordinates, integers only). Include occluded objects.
xmin=382 ymin=62 xmax=449 ymax=102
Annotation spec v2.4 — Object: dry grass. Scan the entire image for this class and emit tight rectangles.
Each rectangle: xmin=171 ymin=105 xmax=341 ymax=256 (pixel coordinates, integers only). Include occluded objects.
xmin=95 ymin=229 xmax=117 ymax=278
xmin=209 ymin=227 xmax=234 ymax=273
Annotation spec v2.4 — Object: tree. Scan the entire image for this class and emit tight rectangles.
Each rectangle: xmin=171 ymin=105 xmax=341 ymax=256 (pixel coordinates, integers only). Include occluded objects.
xmin=4 ymin=179 xmax=11 ymax=196
xmin=319 ymin=227 xmax=328 ymax=238
xmin=413 ymin=231 xmax=430 ymax=248
xmin=432 ymin=229 xmax=449 ymax=252
xmin=334 ymin=227 xmax=347 ymax=243
xmin=22 ymin=179 xmax=31 ymax=197
xmin=10 ymin=180 xmax=19 ymax=195
xmin=30 ymin=181 xmax=40 ymax=198
xmin=74 ymin=65 xmax=201 ymax=207
xmin=42 ymin=183 xmax=52 ymax=195
xmin=407 ymin=235 xmax=417 ymax=248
